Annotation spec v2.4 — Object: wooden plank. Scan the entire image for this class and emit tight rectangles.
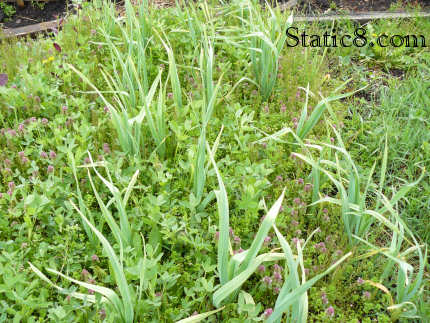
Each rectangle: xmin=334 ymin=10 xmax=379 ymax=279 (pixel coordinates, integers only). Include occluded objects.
xmin=293 ymin=11 xmax=430 ymax=23
xmin=1 ymin=20 xmax=60 ymax=39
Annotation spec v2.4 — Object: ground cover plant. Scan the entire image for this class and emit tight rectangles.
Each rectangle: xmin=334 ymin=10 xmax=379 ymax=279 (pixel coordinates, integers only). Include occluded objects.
xmin=0 ymin=0 xmax=429 ymax=322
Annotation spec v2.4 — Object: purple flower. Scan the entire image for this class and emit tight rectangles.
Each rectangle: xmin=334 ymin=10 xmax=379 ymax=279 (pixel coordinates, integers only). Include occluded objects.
xmin=326 ymin=306 xmax=334 ymax=317
xmin=291 ymin=220 xmax=299 ymax=226
xmin=293 ymin=197 xmax=301 ymax=205
xmin=65 ymin=295 xmax=71 ymax=302
xmin=81 ymin=269 xmax=90 ymax=277
xmin=103 ymin=143 xmax=110 ymax=154
xmin=88 ymin=289 xmax=95 ymax=295
xmin=229 ymin=227 xmax=234 ymax=236
xmin=291 ymin=209 xmax=298 ymax=216
xmin=30 ymin=117 xmax=37 ymax=123
xmin=91 ymin=254 xmax=99 ymax=262
xmin=41 ymin=118 xmax=48 ymax=125
xmin=84 ymin=157 xmax=90 ymax=164
xmin=292 ymin=237 xmax=299 ymax=245
xmin=264 ymin=308 xmax=273 ymax=318
xmin=273 ymin=271 xmax=282 ymax=282
xmin=18 ymin=124 xmax=25 ymax=132
xmin=99 ymin=308 xmax=106 ymax=320
xmin=62 ymin=106 xmax=68 ymax=113
xmin=167 ymin=92 xmax=173 ymax=99
xmin=49 ymin=150 xmax=57 ymax=159
xmin=297 ymin=178 xmax=304 ymax=185
xmin=103 ymin=106 xmax=110 ymax=113
xmin=233 ymin=236 xmax=241 ymax=245
xmin=363 ymin=291 xmax=371 ymax=299
xmin=273 ymin=263 xmax=282 ymax=272
xmin=215 ymin=231 xmax=220 ymax=241
xmin=0 ymin=73 xmax=8 ymax=86
xmin=257 ymin=265 xmax=265 ymax=273
xmin=8 ymin=181 xmax=15 ymax=191
xmin=280 ymin=104 xmax=286 ymax=113
xmin=295 ymin=89 xmax=301 ymax=99
xmin=4 ymin=159 xmax=11 ymax=166
xmin=47 ymin=165 xmax=54 ymax=173
xmin=18 ymin=151 xmax=25 ymax=158
xmin=275 ymin=175 xmax=283 ymax=181
xmin=323 ymin=208 xmax=328 ymax=214
xmin=304 ymin=183 xmax=313 ymax=192
xmin=21 ymin=157 xmax=29 ymax=164
xmin=8 ymin=129 xmax=17 ymax=137
xmin=273 ymin=286 xmax=280 ymax=294
xmin=330 ymin=137 xmax=335 ymax=143
xmin=357 ymin=277 xmax=364 ymax=285
xmin=155 ymin=292 xmax=162 ymax=297
xmin=262 ymin=276 xmax=272 ymax=285
xmin=263 ymin=236 xmax=271 ymax=245
xmin=40 ymin=151 xmax=48 ymax=159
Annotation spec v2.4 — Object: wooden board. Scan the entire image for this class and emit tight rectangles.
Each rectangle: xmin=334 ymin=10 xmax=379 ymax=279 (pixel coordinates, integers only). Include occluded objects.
xmin=1 ymin=20 xmax=60 ymax=39
xmin=293 ymin=11 xmax=430 ymax=22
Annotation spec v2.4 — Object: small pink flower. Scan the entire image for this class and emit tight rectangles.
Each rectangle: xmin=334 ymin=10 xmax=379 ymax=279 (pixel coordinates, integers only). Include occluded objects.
xmin=41 ymin=118 xmax=48 ymax=125
xmin=297 ymin=178 xmax=304 ymax=185
xmin=292 ymin=237 xmax=299 ymax=245
xmin=81 ymin=269 xmax=90 ymax=277
xmin=273 ymin=286 xmax=280 ymax=294
xmin=326 ymin=306 xmax=334 ymax=317
xmin=291 ymin=209 xmax=298 ymax=216
xmin=273 ymin=271 xmax=282 ymax=282
xmin=167 ymin=92 xmax=173 ymax=99
xmin=215 ymin=231 xmax=220 ymax=241
xmin=264 ymin=308 xmax=273 ymax=318
xmin=304 ymin=183 xmax=313 ymax=192
xmin=357 ymin=277 xmax=364 ymax=285
xmin=49 ymin=150 xmax=57 ymax=159
xmin=103 ymin=143 xmax=110 ymax=154
xmin=292 ymin=117 xmax=298 ymax=123
xmin=40 ymin=151 xmax=48 ymax=159
xmin=65 ymin=295 xmax=71 ymax=302
xmin=62 ymin=106 xmax=68 ymax=113
xmin=18 ymin=124 xmax=25 ymax=132
xmin=88 ymin=289 xmax=95 ymax=295
xmin=280 ymin=104 xmax=286 ymax=113
xmin=363 ymin=291 xmax=371 ymax=299
xmin=8 ymin=129 xmax=17 ymax=137
xmin=84 ymin=157 xmax=90 ymax=164
xmin=263 ymin=236 xmax=271 ymax=245
xmin=8 ymin=181 xmax=15 ymax=190
xmin=323 ymin=208 xmax=328 ymax=214
xmin=91 ymin=254 xmax=99 ymax=262
xmin=155 ymin=292 xmax=162 ymax=297
xmin=275 ymin=175 xmax=283 ymax=181
xmin=257 ymin=265 xmax=265 ymax=273
xmin=293 ymin=197 xmax=301 ymax=205
xmin=47 ymin=165 xmax=54 ymax=173
xmin=21 ymin=157 xmax=29 ymax=164
xmin=103 ymin=106 xmax=110 ymax=113
xmin=4 ymin=159 xmax=11 ymax=166
xmin=99 ymin=308 xmax=106 ymax=320
xmin=233 ymin=236 xmax=241 ymax=244
xmin=30 ymin=117 xmax=37 ymax=123
xmin=330 ymin=137 xmax=335 ymax=143
xmin=291 ymin=220 xmax=299 ymax=226
xmin=262 ymin=276 xmax=272 ymax=285
xmin=97 ymin=155 xmax=103 ymax=161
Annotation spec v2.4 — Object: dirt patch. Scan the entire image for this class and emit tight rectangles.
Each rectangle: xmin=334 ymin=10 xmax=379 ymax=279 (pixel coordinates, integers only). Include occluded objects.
xmin=1 ymin=1 xmax=68 ymax=28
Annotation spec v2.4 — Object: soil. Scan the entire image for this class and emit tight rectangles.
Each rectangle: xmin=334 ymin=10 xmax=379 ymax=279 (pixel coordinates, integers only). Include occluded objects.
xmin=294 ymin=0 xmax=430 ymax=14
xmin=1 ymin=0 xmax=430 ymax=31
xmin=1 ymin=1 xmax=69 ymax=28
